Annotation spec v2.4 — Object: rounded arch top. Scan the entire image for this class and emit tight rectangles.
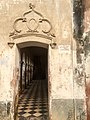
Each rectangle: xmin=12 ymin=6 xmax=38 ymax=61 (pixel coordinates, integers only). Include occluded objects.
xmin=14 ymin=35 xmax=52 ymax=48
xmin=17 ymin=41 xmax=48 ymax=49
xmin=8 ymin=3 xmax=57 ymax=49
xmin=9 ymin=3 xmax=55 ymax=41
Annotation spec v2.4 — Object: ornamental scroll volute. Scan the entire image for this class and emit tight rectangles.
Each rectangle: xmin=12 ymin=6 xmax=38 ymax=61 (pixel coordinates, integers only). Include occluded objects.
xmin=9 ymin=3 xmax=55 ymax=40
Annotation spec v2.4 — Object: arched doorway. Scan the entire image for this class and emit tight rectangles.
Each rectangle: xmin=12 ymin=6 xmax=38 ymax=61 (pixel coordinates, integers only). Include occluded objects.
xmin=8 ymin=3 xmax=56 ymax=120
xmin=13 ymin=41 xmax=51 ymax=120
xmin=17 ymin=45 xmax=49 ymax=120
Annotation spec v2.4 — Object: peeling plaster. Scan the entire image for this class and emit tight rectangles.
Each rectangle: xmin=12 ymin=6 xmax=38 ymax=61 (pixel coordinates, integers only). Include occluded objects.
xmin=0 ymin=0 xmax=87 ymax=120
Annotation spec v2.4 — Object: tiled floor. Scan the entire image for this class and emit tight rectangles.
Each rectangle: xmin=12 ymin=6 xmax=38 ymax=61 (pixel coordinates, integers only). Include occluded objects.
xmin=18 ymin=80 xmax=48 ymax=120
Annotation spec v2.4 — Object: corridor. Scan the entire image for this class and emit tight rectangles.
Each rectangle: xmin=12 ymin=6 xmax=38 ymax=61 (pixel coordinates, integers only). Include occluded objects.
xmin=18 ymin=79 xmax=48 ymax=120
xmin=17 ymin=46 xmax=49 ymax=120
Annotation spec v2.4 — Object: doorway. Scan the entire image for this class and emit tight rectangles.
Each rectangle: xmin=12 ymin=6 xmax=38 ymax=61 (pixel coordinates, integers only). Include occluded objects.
xmin=17 ymin=46 xmax=49 ymax=120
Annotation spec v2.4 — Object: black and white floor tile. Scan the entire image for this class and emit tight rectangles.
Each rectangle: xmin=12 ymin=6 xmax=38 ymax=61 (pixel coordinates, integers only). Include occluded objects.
xmin=18 ymin=80 xmax=48 ymax=120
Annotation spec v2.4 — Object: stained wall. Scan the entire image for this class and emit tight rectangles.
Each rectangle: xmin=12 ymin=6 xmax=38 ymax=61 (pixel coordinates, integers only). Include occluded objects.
xmin=0 ymin=0 xmax=87 ymax=120
xmin=84 ymin=0 xmax=90 ymax=119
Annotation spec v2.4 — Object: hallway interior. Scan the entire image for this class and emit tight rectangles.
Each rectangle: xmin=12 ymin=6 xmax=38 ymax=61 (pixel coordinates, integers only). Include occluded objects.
xmin=18 ymin=79 xmax=48 ymax=120
xmin=17 ymin=46 xmax=49 ymax=120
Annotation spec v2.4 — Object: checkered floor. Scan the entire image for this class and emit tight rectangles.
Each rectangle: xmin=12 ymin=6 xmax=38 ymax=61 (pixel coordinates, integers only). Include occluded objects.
xmin=18 ymin=80 xmax=48 ymax=120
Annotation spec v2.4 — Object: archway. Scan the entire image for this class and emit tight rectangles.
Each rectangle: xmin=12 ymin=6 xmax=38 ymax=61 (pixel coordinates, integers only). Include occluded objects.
xmin=17 ymin=43 xmax=49 ymax=119
xmin=8 ymin=3 xmax=56 ymax=120
xmin=13 ymin=41 xmax=51 ymax=120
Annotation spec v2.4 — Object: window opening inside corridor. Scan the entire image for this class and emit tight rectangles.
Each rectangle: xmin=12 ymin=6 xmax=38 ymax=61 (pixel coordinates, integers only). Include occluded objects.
xmin=17 ymin=46 xmax=49 ymax=120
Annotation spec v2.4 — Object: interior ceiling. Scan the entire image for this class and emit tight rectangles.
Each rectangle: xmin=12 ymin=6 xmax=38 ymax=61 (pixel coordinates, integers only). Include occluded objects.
xmin=21 ymin=46 xmax=48 ymax=56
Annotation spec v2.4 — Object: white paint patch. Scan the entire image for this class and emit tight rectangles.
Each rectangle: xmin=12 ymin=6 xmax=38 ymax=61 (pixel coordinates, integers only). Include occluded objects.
xmin=6 ymin=3 xmax=9 ymax=11
xmin=13 ymin=0 xmax=22 ymax=4
xmin=62 ymin=21 xmax=70 ymax=38
xmin=0 ymin=3 xmax=3 ymax=10
xmin=58 ymin=45 xmax=71 ymax=53
xmin=62 ymin=30 xmax=69 ymax=38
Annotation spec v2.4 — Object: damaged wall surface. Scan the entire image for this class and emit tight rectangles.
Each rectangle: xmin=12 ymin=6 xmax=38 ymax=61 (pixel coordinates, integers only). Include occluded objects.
xmin=0 ymin=0 xmax=89 ymax=120
xmin=84 ymin=0 xmax=90 ymax=120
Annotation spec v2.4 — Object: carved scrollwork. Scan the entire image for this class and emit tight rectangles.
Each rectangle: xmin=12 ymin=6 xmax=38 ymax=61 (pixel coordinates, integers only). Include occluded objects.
xmin=39 ymin=18 xmax=52 ymax=34
xmin=13 ymin=18 xmax=24 ymax=33
xmin=23 ymin=3 xmax=44 ymax=18
xmin=9 ymin=3 xmax=55 ymax=39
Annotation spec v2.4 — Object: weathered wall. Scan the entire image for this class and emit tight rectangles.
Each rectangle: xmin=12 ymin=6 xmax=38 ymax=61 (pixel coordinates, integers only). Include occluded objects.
xmin=0 ymin=0 xmax=87 ymax=120
xmin=84 ymin=0 xmax=90 ymax=119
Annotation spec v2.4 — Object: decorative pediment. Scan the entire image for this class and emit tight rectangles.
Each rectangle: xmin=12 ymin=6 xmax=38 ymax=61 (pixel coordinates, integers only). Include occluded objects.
xmin=9 ymin=3 xmax=55 ymax=40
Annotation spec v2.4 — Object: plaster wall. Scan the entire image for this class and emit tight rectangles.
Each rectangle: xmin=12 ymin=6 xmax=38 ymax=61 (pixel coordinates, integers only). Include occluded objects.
xmin=0 ymin=0 xmax=87 ymax=120
xmin=84 ymin=0 xmax=90 ymax=119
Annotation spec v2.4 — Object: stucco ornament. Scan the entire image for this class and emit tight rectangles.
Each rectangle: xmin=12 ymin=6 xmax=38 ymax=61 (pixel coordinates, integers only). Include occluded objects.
xmin=9 ymin=3 xmax=55 ymax=40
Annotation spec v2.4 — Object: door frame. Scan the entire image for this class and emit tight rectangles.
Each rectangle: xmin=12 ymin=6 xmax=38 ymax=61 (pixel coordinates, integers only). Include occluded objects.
xmin=12 ymin=37 xmax=52 ymax=120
